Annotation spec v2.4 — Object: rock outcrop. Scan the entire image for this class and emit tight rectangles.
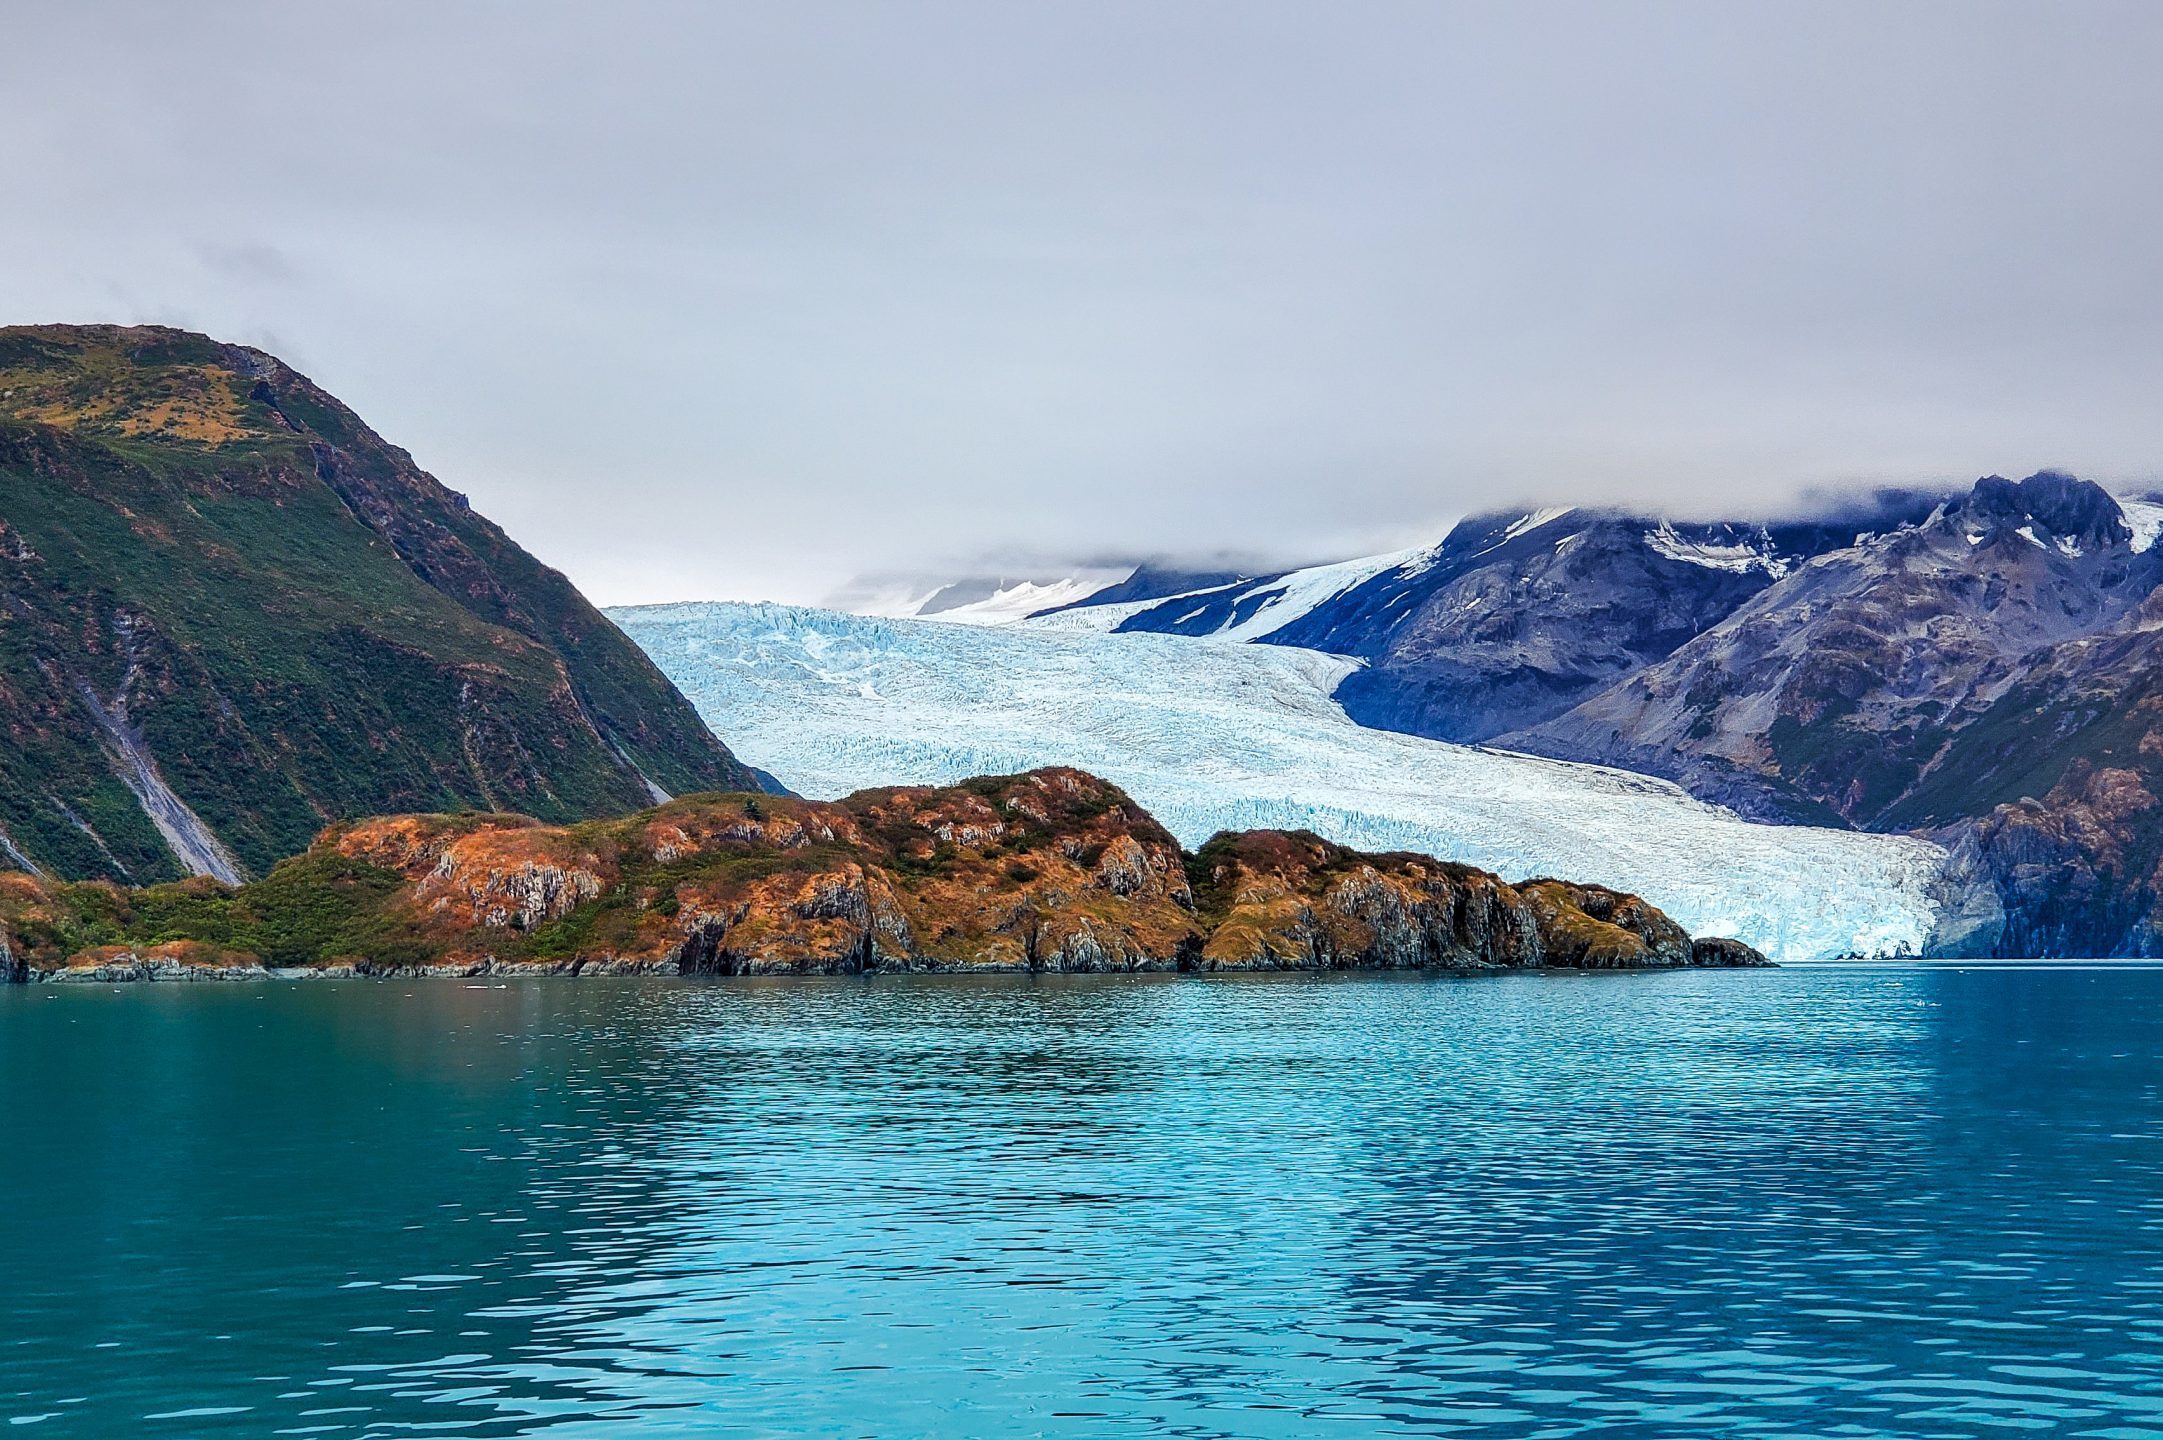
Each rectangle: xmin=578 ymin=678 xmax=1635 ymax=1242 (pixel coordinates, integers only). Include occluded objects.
xmin=0 ymin=768 xmax=1769 ymax=980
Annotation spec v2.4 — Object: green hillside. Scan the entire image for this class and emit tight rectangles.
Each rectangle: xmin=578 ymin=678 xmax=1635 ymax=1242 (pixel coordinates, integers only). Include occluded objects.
xmin=0 ymin=324 xmax=757 ymax=884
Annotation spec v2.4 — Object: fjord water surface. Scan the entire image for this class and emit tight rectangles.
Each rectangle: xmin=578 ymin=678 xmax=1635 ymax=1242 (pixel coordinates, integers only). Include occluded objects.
xmin=5 ymin=967 xmax=2162 ymax=1439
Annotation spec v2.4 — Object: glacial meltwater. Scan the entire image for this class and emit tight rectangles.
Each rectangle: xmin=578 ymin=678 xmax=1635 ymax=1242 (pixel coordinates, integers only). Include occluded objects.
xmin=5 ymin=967 xmax=2163 ymax=1439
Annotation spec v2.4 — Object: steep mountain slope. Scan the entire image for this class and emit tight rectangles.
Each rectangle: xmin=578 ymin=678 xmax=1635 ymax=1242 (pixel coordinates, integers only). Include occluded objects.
xmin=1908 ymin=611 xmax=2163 ymax=955
xmin=611 ymin=601 xmax=1956 ymax=961
xmin=1035 ymin=562 xmax=1251 ymax=614
xmin=1054 ymin=493 xmax=1946 ymax=741
xmin=906 ymin=570 xmax=1133 ymax=623
xmin=0 ymin=768 xmax=1766 ymax=981
xmin=0 ymin=324 xmax=756 ymax=884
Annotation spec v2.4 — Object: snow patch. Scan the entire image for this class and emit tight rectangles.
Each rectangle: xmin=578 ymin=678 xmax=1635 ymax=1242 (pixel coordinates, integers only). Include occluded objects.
xmin=1502 ymin=507 xmax=1576 ymax=544
xmin=919 ymin=573 xmax=1131 ymax=625
xmin=1032 ymin=540 xmax=1457 ymax=643
xmin=614 ymin=601 xmax=1951 ymax=963
xmin=837 ymin=569 xmax=1133 ymax=625
xmin=1018 ymin=582 xmax=1244 ymax=635
xmin=1643 ymin=523 xmax=1790 ymax=576
xmin=1208 ymin=543 xmax=1442 ymax=642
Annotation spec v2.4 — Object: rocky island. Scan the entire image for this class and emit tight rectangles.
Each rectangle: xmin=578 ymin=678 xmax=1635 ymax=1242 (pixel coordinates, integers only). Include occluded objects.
xmin=0 ymin=768 xmax=1766 ymax=981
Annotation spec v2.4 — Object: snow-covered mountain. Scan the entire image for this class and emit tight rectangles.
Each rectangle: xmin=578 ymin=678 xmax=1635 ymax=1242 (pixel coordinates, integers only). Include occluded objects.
xmin=1034 ymin=494 xmax=1951 ymax=742
xmin=609 ymin=600 xmax=1957 ymax=962
xmin=836 ymin=569 xmax=1131 ymax=624
xmin=1025 ymin=542 xmax=1448 ymax=641
xmin=834 ymin=563 xmax=1255 ymax=627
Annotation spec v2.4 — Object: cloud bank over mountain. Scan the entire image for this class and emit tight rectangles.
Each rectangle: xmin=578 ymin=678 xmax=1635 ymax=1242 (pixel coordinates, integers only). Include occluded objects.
xmin=8 ymin=2 xmax=2163 ymax=603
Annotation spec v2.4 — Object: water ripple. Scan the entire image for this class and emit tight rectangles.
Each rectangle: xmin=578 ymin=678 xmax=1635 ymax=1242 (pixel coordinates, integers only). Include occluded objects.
xmin=4 ymin=967 xmax=2163 ymax=1437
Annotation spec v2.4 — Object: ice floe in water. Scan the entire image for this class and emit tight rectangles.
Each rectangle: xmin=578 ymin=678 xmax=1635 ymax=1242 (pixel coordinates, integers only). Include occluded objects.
xmin=613 ymin=601 xmax=1950 ymax=962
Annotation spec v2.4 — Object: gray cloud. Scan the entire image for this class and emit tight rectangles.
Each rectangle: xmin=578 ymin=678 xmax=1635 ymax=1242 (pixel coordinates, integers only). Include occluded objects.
xmin=193 ymin=242 xmax=303 ymax=287
xmin=5 ymin=1 xmax=2163 ymax=604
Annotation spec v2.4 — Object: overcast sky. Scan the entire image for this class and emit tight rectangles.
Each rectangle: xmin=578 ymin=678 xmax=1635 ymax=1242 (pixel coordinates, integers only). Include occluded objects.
xmin=7 ymin=2 xmax=2163 ymax=604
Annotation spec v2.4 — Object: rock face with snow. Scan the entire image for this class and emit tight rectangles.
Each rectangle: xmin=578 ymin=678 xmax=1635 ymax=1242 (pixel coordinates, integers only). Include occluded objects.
xmin=836 ymin=566 xmax=1162 ymax=625
xmin=610 ymin=600 xmax=1957 ymax=961
xmin=1505 ymin=473 xmax=2163 ymax=955
xmin=1510 ymin=474 xmax=2163 ymax=822
xmin=1024 ymin=473 xmax=2163 ymax=955
xmin=1064 ymin=493 xmax=1946 ymax=742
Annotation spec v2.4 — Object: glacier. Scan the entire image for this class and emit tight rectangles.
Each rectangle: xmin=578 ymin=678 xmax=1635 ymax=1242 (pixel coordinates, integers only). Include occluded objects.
xmin=611 ymin=601 xmax=1952 ymax=963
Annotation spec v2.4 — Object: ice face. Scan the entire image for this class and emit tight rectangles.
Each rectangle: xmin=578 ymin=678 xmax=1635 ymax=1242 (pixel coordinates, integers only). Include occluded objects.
xmin=612 ymin=601 xmax=1951 ymax=962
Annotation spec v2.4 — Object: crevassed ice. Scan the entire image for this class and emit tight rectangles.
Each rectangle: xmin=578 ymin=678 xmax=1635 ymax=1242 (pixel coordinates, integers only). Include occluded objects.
xmin=612 ymin=601 xmax=1951 ymax=963
xmin=2117 ymin=497 xmax=2163 ymax=555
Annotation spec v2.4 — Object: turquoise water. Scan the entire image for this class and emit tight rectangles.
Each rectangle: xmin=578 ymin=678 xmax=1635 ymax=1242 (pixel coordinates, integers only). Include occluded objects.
xmin=4 ymin=966 xmax=2162 ymax=1438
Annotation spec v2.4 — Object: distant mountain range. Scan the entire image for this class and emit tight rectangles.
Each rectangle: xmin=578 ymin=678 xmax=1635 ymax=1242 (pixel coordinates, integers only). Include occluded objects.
xmin=832 ymin=564 xmax=1232 ymax=626
xmin=0 ymin=324 xmax=760 ymax=885
xmin=1025 ymin=474 xmax=2163 ymax=956
xmin=1021 ymin=492 xmax=1949 ymax=735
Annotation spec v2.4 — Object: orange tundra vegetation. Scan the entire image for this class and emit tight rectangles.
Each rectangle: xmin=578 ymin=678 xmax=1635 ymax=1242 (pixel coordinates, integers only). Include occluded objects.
xmin=0 ymin=768 xmax=1769 ymax=981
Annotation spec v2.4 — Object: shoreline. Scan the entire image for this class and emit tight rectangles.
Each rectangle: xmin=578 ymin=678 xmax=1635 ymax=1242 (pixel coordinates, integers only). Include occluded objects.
xmin=11 ymin=952 xmax=1775 ymax=984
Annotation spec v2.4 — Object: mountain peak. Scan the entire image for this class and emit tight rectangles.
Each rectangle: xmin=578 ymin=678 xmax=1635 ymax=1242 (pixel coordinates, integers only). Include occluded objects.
xmin=1954 ymin=470 xmax=2131 ymax=553
xmin=0 ymin=324 xmax=298 ymax=449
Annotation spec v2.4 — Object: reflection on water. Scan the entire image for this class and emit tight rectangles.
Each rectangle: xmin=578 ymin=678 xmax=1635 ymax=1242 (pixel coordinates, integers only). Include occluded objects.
xmin=4 ymin=967 xmax=2163 ymax=1437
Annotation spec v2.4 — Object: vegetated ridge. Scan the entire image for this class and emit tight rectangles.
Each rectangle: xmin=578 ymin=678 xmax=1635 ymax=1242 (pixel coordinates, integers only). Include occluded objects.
xmin=0 ymin=768 xmax=1767 ymax=981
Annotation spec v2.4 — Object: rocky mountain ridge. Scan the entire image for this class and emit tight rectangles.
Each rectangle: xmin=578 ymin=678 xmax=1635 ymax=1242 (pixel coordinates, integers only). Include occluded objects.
xmin=1510 ymin=473 xmax=2163 ymax=824
xmin=1509 ymin=473 xmax=2163 ymax=955
xmin=0 ymin=768 xmax=1767 ymax=981
xmin=1064 ymin=492 xmax=1949 ymax=741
